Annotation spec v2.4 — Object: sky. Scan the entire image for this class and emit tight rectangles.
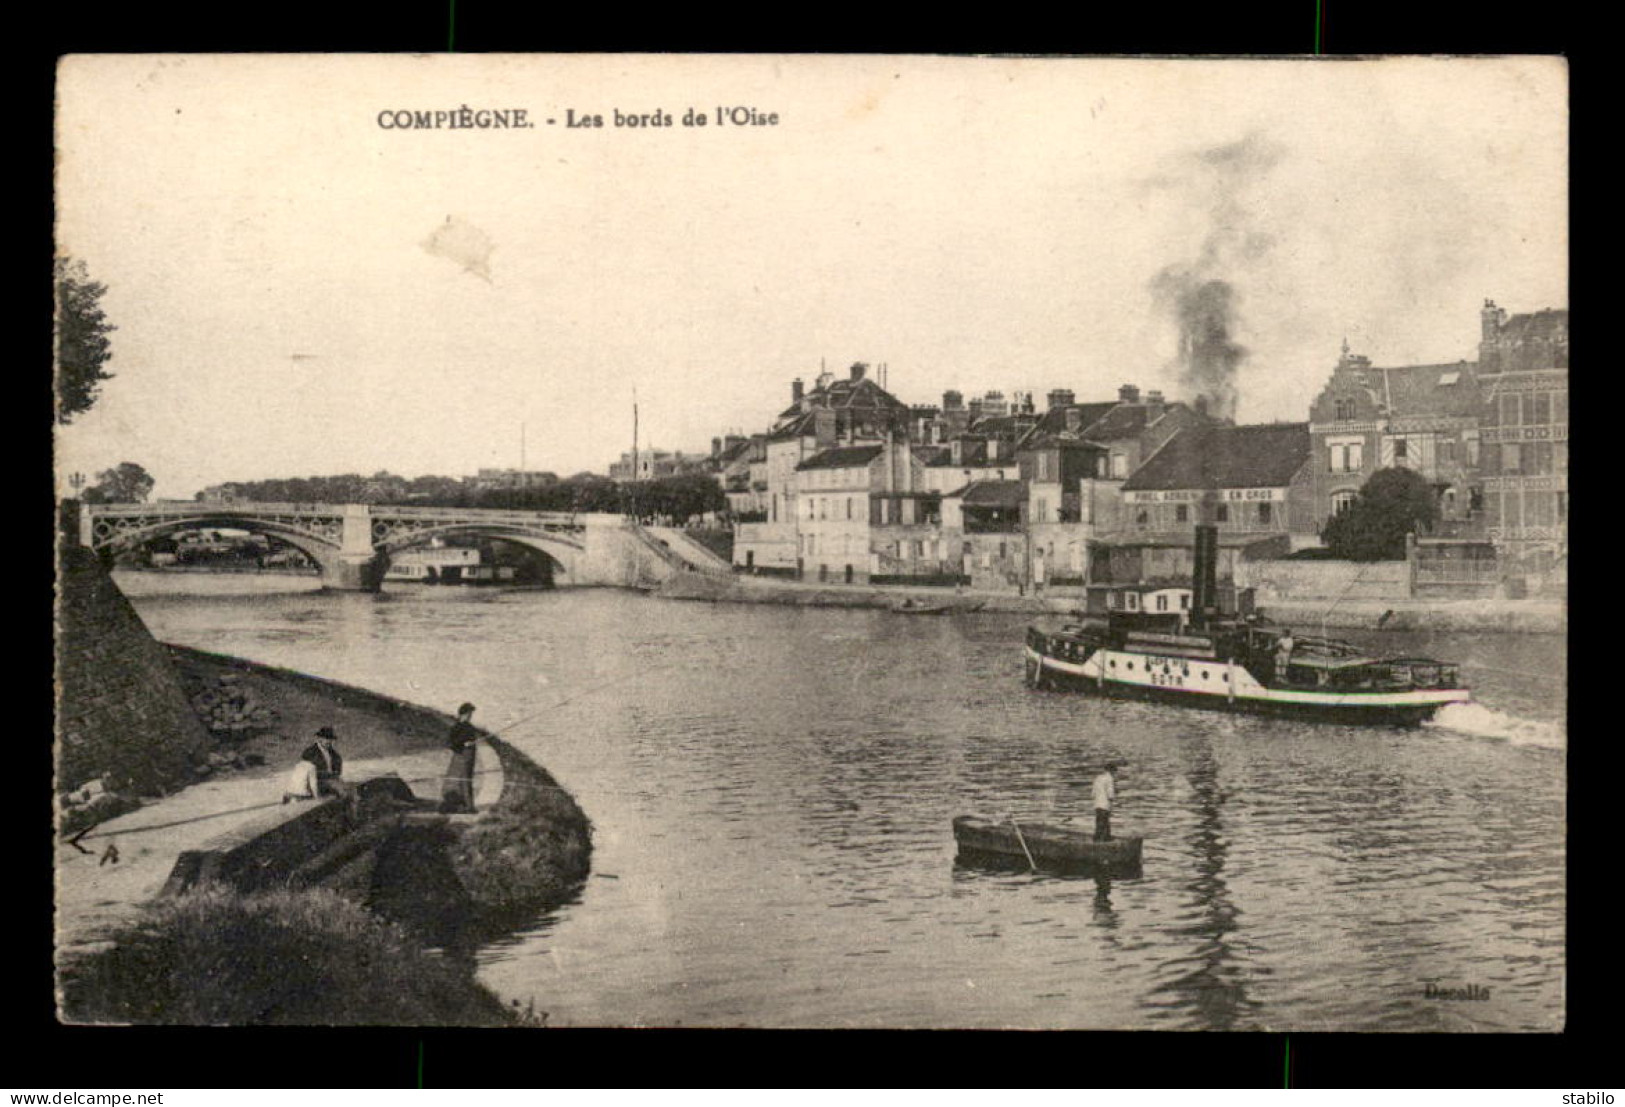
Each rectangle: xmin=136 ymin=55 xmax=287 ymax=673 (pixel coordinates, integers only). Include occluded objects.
xmin=54 ymin=54 xmax=1567 ymax=501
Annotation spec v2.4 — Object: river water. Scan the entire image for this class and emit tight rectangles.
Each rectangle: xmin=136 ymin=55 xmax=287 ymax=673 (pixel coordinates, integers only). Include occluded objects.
xmin=119 ymin=574 xmax=1566 ymax=1031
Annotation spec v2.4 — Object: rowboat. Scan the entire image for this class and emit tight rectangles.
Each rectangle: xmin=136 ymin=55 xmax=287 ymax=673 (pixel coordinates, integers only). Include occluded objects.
xmin=891 ymin=599 xmax=955 ymax=614
xmin=952 ymin=815 xmax=1143 ymax=873
xmin=891 ymin=599 xmax=986 ymax=615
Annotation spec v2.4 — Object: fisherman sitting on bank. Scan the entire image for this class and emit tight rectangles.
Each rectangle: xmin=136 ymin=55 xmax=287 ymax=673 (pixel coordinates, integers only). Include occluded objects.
xmin=293 ymin=726 xmax=360 ymax=820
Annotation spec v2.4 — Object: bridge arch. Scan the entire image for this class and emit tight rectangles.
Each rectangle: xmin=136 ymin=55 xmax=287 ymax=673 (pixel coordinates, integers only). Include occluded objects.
xmin=88 ymin=513 xmax=342 ymax=570
xmin=373 ymin=524 xmax=581 ymax=586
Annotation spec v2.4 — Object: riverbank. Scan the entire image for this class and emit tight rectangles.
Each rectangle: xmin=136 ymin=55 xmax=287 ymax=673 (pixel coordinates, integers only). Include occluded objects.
xmin=656 ymin=571 xmax=1566 ymax=633
xmin=56 ymin=647 xmax=591 ymax=1024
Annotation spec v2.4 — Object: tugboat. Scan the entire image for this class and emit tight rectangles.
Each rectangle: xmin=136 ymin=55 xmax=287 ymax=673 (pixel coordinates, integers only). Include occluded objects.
xmin=1023 ymin=526 xmax=1470 ymax=726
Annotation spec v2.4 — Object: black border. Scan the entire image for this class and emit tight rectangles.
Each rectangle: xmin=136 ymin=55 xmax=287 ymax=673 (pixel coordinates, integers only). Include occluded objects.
xmin=39 ymin=0 xmax=1587 ymax=1092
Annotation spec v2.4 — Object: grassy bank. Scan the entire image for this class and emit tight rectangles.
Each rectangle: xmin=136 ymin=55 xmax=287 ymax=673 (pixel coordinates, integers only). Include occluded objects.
xmin=449 ymin=734 xmax=593 ymax=926
xmin=58 ymin=884 xmax=520 ymax=1026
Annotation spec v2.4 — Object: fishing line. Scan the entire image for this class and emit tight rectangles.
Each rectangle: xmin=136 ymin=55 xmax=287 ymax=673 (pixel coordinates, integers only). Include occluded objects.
xmin=60 ymin=657 xmax=687 ymax=845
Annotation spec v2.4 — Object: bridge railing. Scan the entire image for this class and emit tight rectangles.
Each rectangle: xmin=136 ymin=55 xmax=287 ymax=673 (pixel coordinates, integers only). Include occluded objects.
xmin=85 ymin=501 xmax=344 ymax=517
xmin=372 ymin=505 xmax=584 ymax=526
xmin=85 ymin=502 xmax=598 ymax=527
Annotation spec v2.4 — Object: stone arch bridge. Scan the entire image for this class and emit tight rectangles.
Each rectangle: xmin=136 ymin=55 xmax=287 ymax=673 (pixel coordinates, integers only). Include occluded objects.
xmin=81 ymin=502 xmax=709 ymax=591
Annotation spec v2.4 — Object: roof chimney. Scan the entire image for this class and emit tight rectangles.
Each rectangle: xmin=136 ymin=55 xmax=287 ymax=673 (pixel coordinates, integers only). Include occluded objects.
xmin=1145 ymin=390 xmax=1165 ymax=419
xmin=850 ymin=362 xmax=867 ymax=382
xmin=792 ymin=377 xmax=804 ymax=404
xmin=1119 ymin=383 xmax=1141 ymax=404
xmin=943 ymin=390 xmax=963 ymax=411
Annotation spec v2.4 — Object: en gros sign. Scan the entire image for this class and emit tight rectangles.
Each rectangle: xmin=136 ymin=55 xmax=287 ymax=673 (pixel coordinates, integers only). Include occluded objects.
xmin=1127 ymin=488 xmax=1285 ymax=504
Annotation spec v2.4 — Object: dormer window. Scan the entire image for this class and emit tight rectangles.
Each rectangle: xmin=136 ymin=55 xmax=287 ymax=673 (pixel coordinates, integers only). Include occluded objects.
xmin=1334 ymin=397 xmax=1357 ymax=421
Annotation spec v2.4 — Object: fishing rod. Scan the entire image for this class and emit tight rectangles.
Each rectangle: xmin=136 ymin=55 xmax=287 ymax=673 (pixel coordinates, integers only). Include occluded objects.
xmin=59 ymin=659 xmax=686 ymax=845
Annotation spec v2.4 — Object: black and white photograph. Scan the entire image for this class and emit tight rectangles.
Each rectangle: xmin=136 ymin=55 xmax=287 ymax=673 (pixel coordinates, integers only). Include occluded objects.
xmin=53 ymin=53 xmax=1567 ymax=1033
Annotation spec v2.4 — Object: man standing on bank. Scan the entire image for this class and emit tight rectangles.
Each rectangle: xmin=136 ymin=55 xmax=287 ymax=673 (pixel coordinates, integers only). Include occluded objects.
xmin=1093 ymin=761 xmax=1120 ymax=842
xmin=441 ymin=702 xmax=479 ymax=814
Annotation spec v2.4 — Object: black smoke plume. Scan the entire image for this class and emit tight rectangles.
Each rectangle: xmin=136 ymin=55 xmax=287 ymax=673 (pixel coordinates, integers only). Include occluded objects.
xmin=1148 ymin=133 xmax=1285 ymax=424
xmin=1152 ymin=271 xmax=1245 ymax=423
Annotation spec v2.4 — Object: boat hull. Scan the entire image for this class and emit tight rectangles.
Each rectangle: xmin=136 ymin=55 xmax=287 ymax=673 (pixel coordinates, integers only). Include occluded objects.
xmin=953 ymin=816 xmax=1143 ymax=874
xmin=1024 ymin=646 xmax=1468 ymax=727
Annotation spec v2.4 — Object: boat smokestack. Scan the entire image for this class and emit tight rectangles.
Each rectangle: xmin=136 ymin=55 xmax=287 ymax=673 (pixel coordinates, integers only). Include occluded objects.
xmin=1191 ymin=523 xmax=1219 ymax=628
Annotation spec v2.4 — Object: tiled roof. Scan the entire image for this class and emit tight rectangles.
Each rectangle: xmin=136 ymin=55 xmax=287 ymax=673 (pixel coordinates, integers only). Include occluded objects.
xmin=956 ymin=480 xmax=1026 ymax=508
xmin=1122 ymin=423 xmax=1310 ymax=491
xmin=717 ymin=438 xmax=756 ymax=464
xmin=1023 ymin=402 xmax=1119 ymax=443
xmin=796 ymin=445 xmax=885 ymax=472
xmin=1496 ymin=309 xmax=1568 ymax=343
xmin=1369 ymin=362 xmax=1481 ymax=419
xmin=775 ymin=376 xmax=912 ymax=422
xmin=767 ymin=411 xmax=817 ymax=442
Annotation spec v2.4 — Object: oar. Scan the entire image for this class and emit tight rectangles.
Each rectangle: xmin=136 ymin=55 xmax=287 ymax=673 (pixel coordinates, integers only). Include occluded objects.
xmin=1005 ymin=814 xmax=1038 ymax=873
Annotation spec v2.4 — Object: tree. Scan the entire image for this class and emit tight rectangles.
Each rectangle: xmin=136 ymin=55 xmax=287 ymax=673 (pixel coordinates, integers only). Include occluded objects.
xmin=1322 ymin=466 xmax=1440 ymax=561
xmin=55 ymin=258 xmax=117 ymax=423
xmin=89 ymin=462 xmax=155 ymax=504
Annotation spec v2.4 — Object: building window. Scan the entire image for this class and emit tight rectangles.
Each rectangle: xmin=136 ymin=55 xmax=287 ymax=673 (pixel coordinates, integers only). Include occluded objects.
xmin=1554 ymin=390 xmax=1568 ymax=426
xmin=1111 ymin=453 xmax=1128 ymax=479
xmin=1393 ymin=438 xmax=1409 ymax=461
xmin=1136 ymin=509 xmax=1149 ymax=528
xmin=1500 ymin=393 xmax=1520 ymax=427
xmin=1526 ymin=392 xmax=1550 ymax=426
xmin=1180 ymin=594 xmax=1190 ymax=610
xmin=1175 ymin=504 xmax=1188 ymax=523
xmin=1441 ymin=439 xmax=1456 ymax=464
xmin=1529 ymin=441 xmax=1553 ymax=475
xmin=1258 ymin=502 xmax=1273 ymax=526
xmin=1329 ymin=439 xmax=1364 ymax=473
xmin=1216 ymin=504 xmax=1229 ymax=523
xmin=1331 ymin=490 xmax=1357 ymax=515
xmin=1334 ymin=397 xmax=1357 ymax=420
xmin=1503 ymin=442 xmax=1522 ymax=474
xmin=1037 ymin=454 xmax=1050 ymax=481
xmin=1503 ymin=490 xmax=1524 ymax=530
xmin=1156 ymin=594 xmax=1168 ymax=611
xmin=846 ymin=498 xmax=853 ymax=520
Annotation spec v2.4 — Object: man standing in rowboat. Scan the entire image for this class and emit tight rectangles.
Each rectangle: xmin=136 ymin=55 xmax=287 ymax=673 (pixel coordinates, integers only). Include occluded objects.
xmin=1093 ymin=762 xmax=1119 ymax=842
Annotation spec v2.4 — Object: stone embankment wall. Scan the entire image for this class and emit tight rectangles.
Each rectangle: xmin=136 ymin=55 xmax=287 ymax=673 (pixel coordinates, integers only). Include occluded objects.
xmin=1235 ymin=559 xmax=1411 ymax=602
xmin=659 ymin=568 xmax=1564 ymax=632
xmin=56 ymin=546 xmax=211 ymax=796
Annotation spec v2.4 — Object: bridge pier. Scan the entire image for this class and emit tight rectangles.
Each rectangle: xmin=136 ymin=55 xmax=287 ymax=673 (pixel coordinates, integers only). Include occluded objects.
xmin=323 ymin=553 xmax=391 ymax=592
xmin=320 ymin=506 xmax=390 ymax=592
